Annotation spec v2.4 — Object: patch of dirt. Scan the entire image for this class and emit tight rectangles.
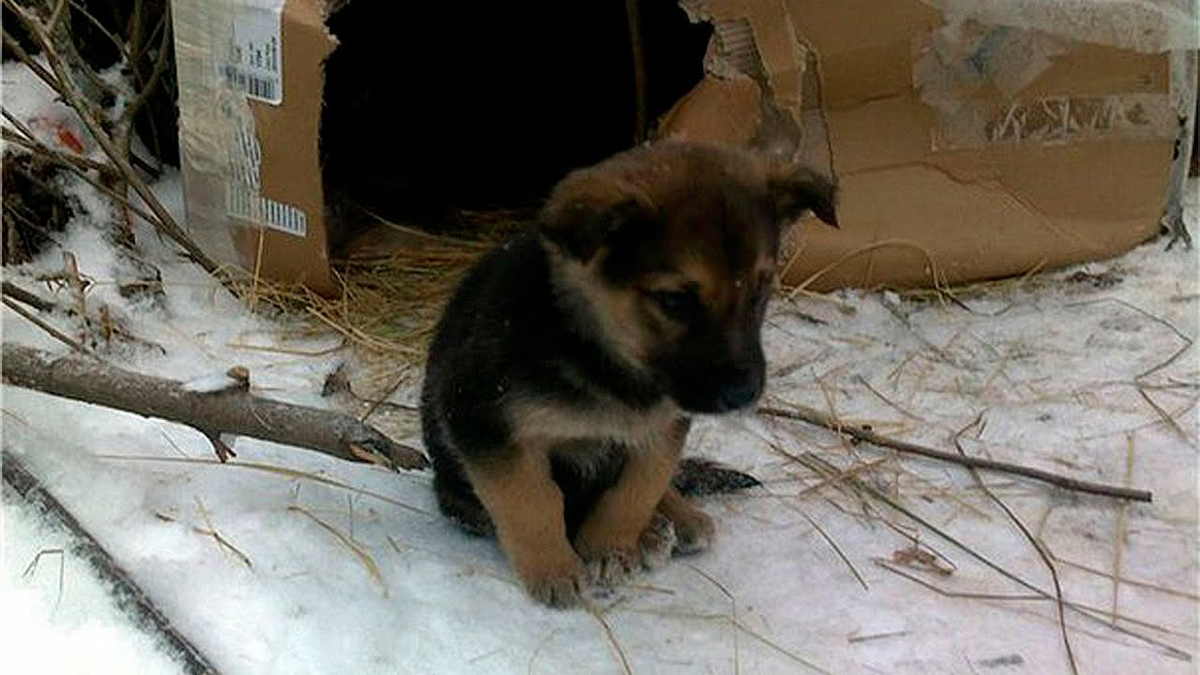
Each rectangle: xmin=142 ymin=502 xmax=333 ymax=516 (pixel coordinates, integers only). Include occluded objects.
xmin=2 ymin=151 xmax=75 ymax=264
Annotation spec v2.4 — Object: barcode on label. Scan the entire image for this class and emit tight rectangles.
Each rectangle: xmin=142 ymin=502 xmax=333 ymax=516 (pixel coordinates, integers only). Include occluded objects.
xmin=222 ymin=65 xmax=279 ymax=103
xmin=224 ymin=2 xmax=284 ymax=105
xmin=225 ymin=184 xmax=307 ymax=237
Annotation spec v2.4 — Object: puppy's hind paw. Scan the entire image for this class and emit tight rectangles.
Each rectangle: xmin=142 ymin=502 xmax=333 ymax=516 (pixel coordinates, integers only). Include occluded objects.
xmin=670 ymin=505 xmax=715 ymax=556
xmin=639 ymin=512 xmax=677 ymax=570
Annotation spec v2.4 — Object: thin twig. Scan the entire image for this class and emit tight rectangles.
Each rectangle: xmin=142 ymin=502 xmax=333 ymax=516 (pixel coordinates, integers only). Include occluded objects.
xmin=758 ymin=403 xmax=1153 ymax=502
xmin=1 ymin=114 xmax=114 ymax=173
xmin=2 ymin=281 xmax=57 ymax=312
xmin=2 ymin=296 xmax=92 ymax=354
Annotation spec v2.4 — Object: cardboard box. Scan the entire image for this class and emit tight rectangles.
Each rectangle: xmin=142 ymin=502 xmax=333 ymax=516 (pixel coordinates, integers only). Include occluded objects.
xmin=174 ymin=0 xmax=338 ymax=294
xmin=172 ymin=0 xmax=1195 ymax=294
xmin=669 ymin=0 xmax=1193 ymax=289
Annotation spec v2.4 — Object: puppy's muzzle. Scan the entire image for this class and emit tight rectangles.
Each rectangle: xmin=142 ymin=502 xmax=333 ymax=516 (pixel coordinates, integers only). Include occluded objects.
xmin=712 ymin=366 xmax=764 ymax=412
xmin=716 ymin=376 xmax=762 ymax=411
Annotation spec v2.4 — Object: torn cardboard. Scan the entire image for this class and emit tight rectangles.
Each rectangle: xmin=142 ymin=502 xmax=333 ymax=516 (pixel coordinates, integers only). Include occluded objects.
xmin=668 ymin=0 xmax=1195 ymax=290
xmin=172 ymin=0 xmax=1196 ymax=295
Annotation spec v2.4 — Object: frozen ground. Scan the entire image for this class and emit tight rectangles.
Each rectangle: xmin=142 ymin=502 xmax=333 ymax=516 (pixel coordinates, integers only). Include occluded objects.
xmin=3 ymin=66 xmax=1198 ymax=675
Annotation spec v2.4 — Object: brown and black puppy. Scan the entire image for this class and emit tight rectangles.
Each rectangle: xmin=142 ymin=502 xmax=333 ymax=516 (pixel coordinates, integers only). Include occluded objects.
xmin=420 ymin=141 xmax=837 ymax=607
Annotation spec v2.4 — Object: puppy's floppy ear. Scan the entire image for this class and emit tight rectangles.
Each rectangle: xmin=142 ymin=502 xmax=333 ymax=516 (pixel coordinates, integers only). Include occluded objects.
xmin=539 ymin=178 xmax=651 ymax=262
xmin=768 ymin=165 xmax=839 ymax=228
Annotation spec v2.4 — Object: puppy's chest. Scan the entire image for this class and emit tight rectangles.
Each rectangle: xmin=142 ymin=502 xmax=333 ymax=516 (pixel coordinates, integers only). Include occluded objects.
xmin=507 ymin=395 xmax=680 ymax=451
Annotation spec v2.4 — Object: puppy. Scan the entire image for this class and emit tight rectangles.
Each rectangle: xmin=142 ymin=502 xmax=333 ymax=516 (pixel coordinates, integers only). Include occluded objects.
xmin=420 ymin=141 xmax=838 ymax=607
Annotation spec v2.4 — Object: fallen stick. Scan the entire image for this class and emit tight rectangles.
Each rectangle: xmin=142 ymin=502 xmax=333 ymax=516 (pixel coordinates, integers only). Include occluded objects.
xmin=758 ymin=403 xmax=1153 ymax=503
xmin=2 ymin=280 xmax=58 ymax=313
xmin=2 ymin=344 xmax=429 ymax=471
xmin=2 ymin=295 xmax=92 ymax=355
xmin=3 ymin=451 xmax=220 ymax=675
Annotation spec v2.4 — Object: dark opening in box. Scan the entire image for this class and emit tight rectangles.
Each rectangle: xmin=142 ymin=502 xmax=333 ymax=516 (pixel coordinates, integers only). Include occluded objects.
xmin=319 ymin=1 xmax=711 ymax=241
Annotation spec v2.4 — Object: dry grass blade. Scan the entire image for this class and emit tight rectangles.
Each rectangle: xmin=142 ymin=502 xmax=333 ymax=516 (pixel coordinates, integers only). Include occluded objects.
xmin=193 ymin=497 xmax=252 ymax=568
xmin=1111 ymin=436 xmax=1135 ymax=627
xmin=798 ymin=509 xmax=869 ymax=591
xmin=953 ymin=415 xmax=1078 ymax=675
xmin=874 ymin=559 xmax=1194 ymax=658
xmin=289 ymin=505 xmax=386 ymax=594
xmin=1135 ymin=388 xmax=1190 ymax=441
xmin=232 ymin=212 xmax=501 ymax=385
xmin=585 ymin=604 xmax=633 ymax=675
xmin=527 ymin=628 xmax=564 ymax=675
xmin=682 ymin=563 xmax=741 ymax=675
xmin=729 ymin=618 xmax=833 ymax=674
xmin=21 ymin=548 xmax=66 ymax=613
xmin=858 ymin=463 xmax=1192 ymax=661
xmin=97 ymin=454 xmax=433 ymax=517
xmin=1053 ymin=554 xmax=1199 ymax=602
xmin=782 ymin=238 xmax=949 ymax=298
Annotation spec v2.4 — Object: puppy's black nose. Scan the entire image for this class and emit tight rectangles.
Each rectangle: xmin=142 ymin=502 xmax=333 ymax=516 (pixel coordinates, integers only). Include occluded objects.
xmin=717 ymin=379 xmax=762 ymax=411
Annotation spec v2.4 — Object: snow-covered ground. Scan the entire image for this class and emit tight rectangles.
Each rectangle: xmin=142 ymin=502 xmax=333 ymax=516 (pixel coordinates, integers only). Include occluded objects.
xmin=3 ymin=64 xmax=1197 ymax=674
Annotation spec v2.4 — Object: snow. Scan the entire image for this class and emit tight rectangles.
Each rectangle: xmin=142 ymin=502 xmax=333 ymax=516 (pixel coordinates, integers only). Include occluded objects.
xmin=2 ymin=59 xmax=1197 ymax=674
xmin=1 ymin=498 xmax=185 ymax=675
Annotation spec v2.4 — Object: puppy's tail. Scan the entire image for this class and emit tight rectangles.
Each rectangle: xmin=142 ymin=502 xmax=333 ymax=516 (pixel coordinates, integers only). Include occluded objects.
xmin=671 ymin=457 xmax=761 ymax=497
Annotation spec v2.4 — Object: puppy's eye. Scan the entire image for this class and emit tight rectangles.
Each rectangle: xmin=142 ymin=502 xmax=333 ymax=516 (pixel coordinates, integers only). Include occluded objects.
xmin=650 ymin=288 xmax=701 ymax=321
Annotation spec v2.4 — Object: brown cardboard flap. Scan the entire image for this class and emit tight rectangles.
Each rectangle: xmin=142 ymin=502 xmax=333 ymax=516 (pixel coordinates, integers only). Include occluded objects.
xmin=789 ymin=139 xmax=1171 ymax=290
xmin=784 ymin=0 xmax=940 ymax=56
xmin=657 ymin=77 xmax=763 ymax=146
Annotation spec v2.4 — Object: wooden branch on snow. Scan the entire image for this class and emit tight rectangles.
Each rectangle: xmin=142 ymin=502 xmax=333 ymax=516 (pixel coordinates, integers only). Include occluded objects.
xmin=758 ymin=403 xmax=1153 ymax=503
xmin=2 ymin=344 xmax=429 ymax=471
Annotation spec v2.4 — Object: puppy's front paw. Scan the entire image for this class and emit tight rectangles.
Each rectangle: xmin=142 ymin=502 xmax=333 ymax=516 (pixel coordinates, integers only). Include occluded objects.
xmin=669 ymin=503 xmax=714 ymax=555
xmin=581 ymin=546 xmax=641 ymax=587
xmin=517 ymin=556 xmax=587 ymax=609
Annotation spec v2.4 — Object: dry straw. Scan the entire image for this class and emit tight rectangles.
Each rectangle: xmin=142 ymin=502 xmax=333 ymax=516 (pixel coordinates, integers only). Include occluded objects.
xmin=234 ymin=211 xmax=515 ymax=390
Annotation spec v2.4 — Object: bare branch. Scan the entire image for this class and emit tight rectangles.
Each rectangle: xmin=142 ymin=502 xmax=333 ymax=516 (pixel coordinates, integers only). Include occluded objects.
xmin=2 ymin=344 xmax=430 ymax=471
xmin=758 ymin=403 xmax=1153 ymax=503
